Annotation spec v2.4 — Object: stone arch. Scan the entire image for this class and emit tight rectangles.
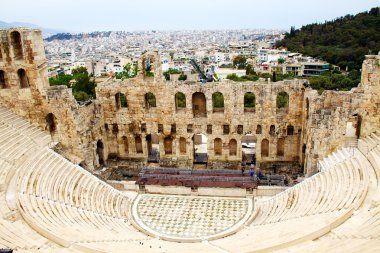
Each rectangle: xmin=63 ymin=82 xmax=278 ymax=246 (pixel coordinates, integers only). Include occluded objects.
xmin=356 ymin=115 xmax=362 ymax=138
xmin=10 ymin=31 xmax=23 ymax=59
xmin=242 ymin=134 xmax=256 ymax=163
xmin=244 ymin=92 xmax=256 ymax=112
xmin=269 ymin=125 xmax=276 ymax=136
xmin=146 ymin=134 xmax=159 ymax=162
xmin=164 ymin=136 xmax=173 ymax=155
xmin=214 ymin=138 xmax=222 ymax=155
xmin=277 ymin=91 xmax=289 ymax=112
xmin=261 ymin=139 xmax=269 ymax=157
xmin=192 ymin=92 xmax=207 ymax=117
xmin=122 ymin=136 xmax=129 ymax=153
xmin=17 ymin=69 xmax=29 ymax=88
xmin=287 ymin=125 xmax=294 ymax=135
xmin=96 ymin=140 xmax=105 ymax=165
xmin=45 ymin=113 xmax=56 ymax=133
xmin=179 ymin=137 xmax=186 ymax=154
xmin=212 ymin=92 xmax=224 ymax=112
xmin=135 ymin=136 xmax=143 ymax=154
xmin=175 ymin=92 xmax=186 ymax=110
xmin=115 ymin=92 xmax=127 ymax=109
xmin=256 ymin=125 xmax=262 ymax=134
xmin=277 ymin=138 xmax=285 ymax=156
xmin=145 ymin=92 xmax=156 ymax=108
xmin=0 ymin=70 xmax=7 ymax=89
xmin=193 ymin=134 xmax=208 ymax=163
xmin=229 ymin=139 xmax=237 ymax=156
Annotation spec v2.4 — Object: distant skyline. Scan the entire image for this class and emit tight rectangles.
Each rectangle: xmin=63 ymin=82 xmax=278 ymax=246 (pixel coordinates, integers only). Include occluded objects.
xmin=0 ymin=0 xmax=378 ymax=32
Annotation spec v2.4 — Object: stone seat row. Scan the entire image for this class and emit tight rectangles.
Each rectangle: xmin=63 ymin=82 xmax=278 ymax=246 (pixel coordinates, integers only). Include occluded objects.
xmin=318 ymin=148 xmax=352 ymax=172
xmin=0 ymin=107 xmax=51 ymax=148
xmin=271 ymin=136 xmax=380 ymax=252
xmin=206 ymin=146 xmax=372 ymax=252
xmin=16 ymin=148 xmax=132 ymax=220
xmin=253 ymin=151 xmax=368 ymax=226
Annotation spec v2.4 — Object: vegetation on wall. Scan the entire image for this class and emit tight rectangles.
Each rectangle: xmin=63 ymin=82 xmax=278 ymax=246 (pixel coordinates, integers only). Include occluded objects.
xmin=49 ymin=66 xmax=96 ymax=101
xmin=163 ymin=68 xmax=181 ymax=80
xmin=115 ymin=63 xmax=137 ymax=79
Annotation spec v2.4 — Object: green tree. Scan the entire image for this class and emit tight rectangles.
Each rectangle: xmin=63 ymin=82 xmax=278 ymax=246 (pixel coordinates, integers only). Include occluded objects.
xmin=277 ymin=92 xmax=289 ymax=109
xmin=178 ymin=73 xmax=187 ymax=81
xmin=163 ymin=68 xmax=181 ymax=80
xmin=212 ymin=92 xmax=224 ymax=108
xmin=115 ymin=63 xmax=137 ymax=80
xmin=233 ymin=55 xmax=247 ymax=69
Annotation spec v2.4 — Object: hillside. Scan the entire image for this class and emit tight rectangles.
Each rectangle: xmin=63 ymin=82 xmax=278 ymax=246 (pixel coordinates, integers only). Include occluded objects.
xmin=277 ymin=7 xmax=380 ymax=70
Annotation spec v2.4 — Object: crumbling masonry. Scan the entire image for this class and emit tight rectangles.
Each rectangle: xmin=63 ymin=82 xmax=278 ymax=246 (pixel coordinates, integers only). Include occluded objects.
xmin=0 ymin=28 xmax=379 ymax=177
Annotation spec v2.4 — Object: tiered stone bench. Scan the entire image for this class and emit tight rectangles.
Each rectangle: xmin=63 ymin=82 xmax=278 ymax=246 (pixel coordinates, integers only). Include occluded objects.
xmin=1 ymin=106 xmax=380 ymax=252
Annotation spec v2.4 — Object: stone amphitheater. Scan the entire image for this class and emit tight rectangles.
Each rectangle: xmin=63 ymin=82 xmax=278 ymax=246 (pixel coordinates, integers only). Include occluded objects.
xmin=0 ymin=28 xmax=380 ymax=252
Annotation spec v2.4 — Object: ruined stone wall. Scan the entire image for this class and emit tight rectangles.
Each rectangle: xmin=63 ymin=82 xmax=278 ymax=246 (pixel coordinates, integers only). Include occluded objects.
xmin=0 ymin=28 xmax=100 ymax=169
xmin=302 ymin=89 xmax=363 ymax=175
xmin=96 ymin=64 xmax=306 ymax=170
xmin=1 ymin=28 xmax=380 ymax=176
xmin=358 ymin=54 xmax=380 ymax=137
xmin=302 ymin=54 xmax=380 ymax=176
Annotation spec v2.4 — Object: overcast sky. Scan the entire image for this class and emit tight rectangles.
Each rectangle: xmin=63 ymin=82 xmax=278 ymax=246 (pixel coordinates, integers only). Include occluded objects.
xmin=1 ymin=0 xmax=378 ymax=32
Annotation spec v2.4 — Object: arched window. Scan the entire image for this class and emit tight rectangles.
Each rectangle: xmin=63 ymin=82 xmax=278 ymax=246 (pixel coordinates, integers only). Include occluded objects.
xmin=229 ymin=139 xmax=237 ymax=156
xmin=277 ymin=91 xmax=289 ymax=112
xmin=10 ymin=31 xmax=23 ymax=59
xmin=0 ymin=70 xmax=7 ymax=89
xmin=145 ymin=92 xmax=156 ymax=108
xmin=115 ymin=92 xmax=127 ymax=109
xmin=192 ymin=92 xmax=207 ymax=117
xmin=212 ymin=92 xmax=224 ymax=112
xmin=214 ymin=138 xmax=222 ymax=155
xmin=17 ymin=69 xmax=29 ymax=88
xmin=261 ymin=139 xmax=269 ymax=157
xmin=135 ymin=136 xmax=143 ymax=154
xmin=112 ymin=123 xmax=118 ymax=134
xmin=164 ymin=136 xmax=173 ymax=155
xmin=287 ymin=125 xmax=294 ymax=135
xmin=244 ymin=92 xmax=256 ymax=112
xmin=256 ymin=125 xmax=262 ymax=134
xmin=122 ymin=136 xmax=129 ymax=153
xmin=269 ymin=125 xmax=276 ymax=136
xmin=96 ymin=140 xmax=105 ymax=165
xmin=45 ymin=113 xmax=56 ymax=133
xmin=179 ymin=137 xmax=186 ymax=154
xmin=175 ymin=92 xmax=186 ymax=110
xmin=277 ymin=138 xmax=285 ymax=156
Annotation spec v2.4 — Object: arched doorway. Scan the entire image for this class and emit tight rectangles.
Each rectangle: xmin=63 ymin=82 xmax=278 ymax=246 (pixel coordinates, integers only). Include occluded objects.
xmin=135 ymin=136 xmax=143 ymax=154
xmin=242 ymin=134 xmax=257 ymax=164
xmin=261 ymin=139 xmax=269 ymax=158
xmin=192 ymin=92 xmax=207 ymax=117
xmin=214 ymin=138 xmax=222 ymax=155
xmin=17 ymin=69 xmax=29 ymax=88
xmin=96 ymin=140 xmax=105 ymax=165
xmin=179 ymin=137 xmax=186 ymax=155
xmin=45 ymin=113 xmax=56 ymax=133
xmin=146 ymin=134 xmax=160 ymax=162
xmin=11 ymin=31 xmax=23 ymax=59
xmin=193 ymin=133 xmax=208 ymax=163
xmin=164 ymin=136 xmax=173 ymax=155
xmin=229 ymin=139 xmax=237 ymax=156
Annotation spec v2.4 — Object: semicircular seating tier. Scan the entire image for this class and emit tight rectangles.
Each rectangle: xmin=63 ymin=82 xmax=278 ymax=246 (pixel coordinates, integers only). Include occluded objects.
xmin=0 ymin=105 xmax=380 ymax=252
